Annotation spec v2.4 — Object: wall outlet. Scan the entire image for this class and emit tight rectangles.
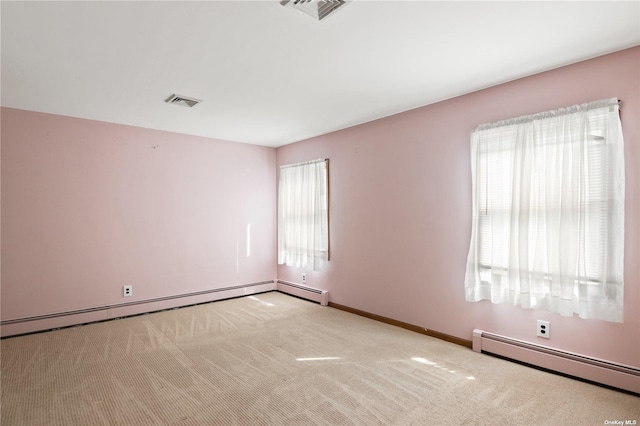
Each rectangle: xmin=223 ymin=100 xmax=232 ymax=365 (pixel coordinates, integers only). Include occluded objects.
xmin=536 ymin=320 xmax=550 ymax=339
xmin=302 ymin=273 xmax=307 ymax=283
xmin=123 ymin=285 xmax=133 ymax=297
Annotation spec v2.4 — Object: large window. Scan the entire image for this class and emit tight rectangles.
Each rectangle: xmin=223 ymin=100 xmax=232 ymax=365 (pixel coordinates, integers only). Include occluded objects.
xmin=278 ymin=158 xmax=329 ymax=271
xmin=464 ymin=98 xmax=625 ymax=322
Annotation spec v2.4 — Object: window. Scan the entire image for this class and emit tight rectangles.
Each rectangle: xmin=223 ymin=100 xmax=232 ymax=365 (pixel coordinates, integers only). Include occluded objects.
xmin=278 ymin=158 xmax=329 ymax=271
xmin=464 ymin=98 xmax=625 ymax=322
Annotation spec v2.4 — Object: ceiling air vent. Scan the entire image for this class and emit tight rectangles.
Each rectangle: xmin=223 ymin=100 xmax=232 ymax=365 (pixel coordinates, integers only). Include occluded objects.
xmin=280 ymin=0 xmax=349 ymax=21
xmin=164 ymin=94 xmax=202 ymax=108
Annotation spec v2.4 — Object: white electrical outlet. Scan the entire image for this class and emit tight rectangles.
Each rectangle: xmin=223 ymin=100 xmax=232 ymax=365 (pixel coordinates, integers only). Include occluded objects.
xmin=536 ymin=320 xmax=550 ymax=339
xmin=302 ymin=273 xmax=307 ymax=283
xmin=123 ymin=285 xmax=133 ymax=297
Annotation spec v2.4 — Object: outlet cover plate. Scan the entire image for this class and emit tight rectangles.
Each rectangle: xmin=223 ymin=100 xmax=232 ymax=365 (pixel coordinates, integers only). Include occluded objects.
xmin=536 ymin=320 xmax=550 ymax=339
xmin=123 ymin=285 xmax=133 ymax=297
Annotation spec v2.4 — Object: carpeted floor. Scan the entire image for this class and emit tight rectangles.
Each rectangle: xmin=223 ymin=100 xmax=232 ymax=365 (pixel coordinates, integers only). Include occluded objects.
xmin=1 ymin=291 xmax=638 ymax=425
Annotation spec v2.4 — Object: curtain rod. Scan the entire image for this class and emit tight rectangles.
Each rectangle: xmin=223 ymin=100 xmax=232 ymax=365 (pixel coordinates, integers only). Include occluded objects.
xmin=280 ymin=158 xmax=328 ymax=169
xmin=475 ymin=98 xmax=621 ymax=132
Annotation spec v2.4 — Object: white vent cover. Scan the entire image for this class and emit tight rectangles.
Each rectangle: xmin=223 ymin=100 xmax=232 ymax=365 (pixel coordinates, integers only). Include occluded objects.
xmin=280 ymin=0 xmax=349 ymax=21
xmin=164 ymin=94 xmax=202 ymax=108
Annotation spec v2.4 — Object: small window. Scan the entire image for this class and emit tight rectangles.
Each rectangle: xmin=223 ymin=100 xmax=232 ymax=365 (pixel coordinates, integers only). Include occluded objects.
xmin=278 ymin=158 xmax=329 ymax=271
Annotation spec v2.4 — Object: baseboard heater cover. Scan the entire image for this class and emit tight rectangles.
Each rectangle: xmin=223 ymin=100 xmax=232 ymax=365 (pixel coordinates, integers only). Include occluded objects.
xmin=1 ymin=281 xmax=276 ymax=337
xmin=473 ymin=329 xmax=640 ymax=394
xmin=276 ymin=280 xmax=329 ymax=306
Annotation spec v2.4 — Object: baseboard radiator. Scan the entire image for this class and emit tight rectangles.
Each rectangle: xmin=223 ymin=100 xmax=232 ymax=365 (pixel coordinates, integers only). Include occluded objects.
xmin=473 ymin=329 xmax=640 ymax=394
xmin=276 ymin=280 xmax=329 ymax=306
xmin=1 ymin=281 xmax=276 ymax=338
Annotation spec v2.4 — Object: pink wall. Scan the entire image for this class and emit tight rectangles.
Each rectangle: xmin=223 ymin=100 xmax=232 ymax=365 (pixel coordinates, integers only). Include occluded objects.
xmin=276 ymin=46 xmax=640 ymax=368
xmin=1 ymin=109 xmax=277 ymax=331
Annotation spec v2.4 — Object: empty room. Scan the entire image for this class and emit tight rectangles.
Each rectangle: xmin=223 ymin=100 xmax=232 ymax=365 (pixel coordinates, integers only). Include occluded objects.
xmin=1 ymin=1 xmax=639 ymax=425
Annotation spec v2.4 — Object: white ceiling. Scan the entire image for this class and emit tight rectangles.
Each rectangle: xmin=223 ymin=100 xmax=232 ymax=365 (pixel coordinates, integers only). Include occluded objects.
xmin=2 ymin=1 xmax=639 ymax=147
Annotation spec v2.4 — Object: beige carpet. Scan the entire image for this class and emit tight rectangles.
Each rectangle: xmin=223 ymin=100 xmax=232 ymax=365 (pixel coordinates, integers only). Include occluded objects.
xmin=1 ymin=292 xmax=638 ymax=425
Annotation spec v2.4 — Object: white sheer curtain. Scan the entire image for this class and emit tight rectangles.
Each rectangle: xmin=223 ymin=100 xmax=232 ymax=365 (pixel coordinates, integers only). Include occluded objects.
xmin=464 ymin=98 xmax=625 ymax=322
xmin=278 ymin=159 xmax=329 ymax=271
